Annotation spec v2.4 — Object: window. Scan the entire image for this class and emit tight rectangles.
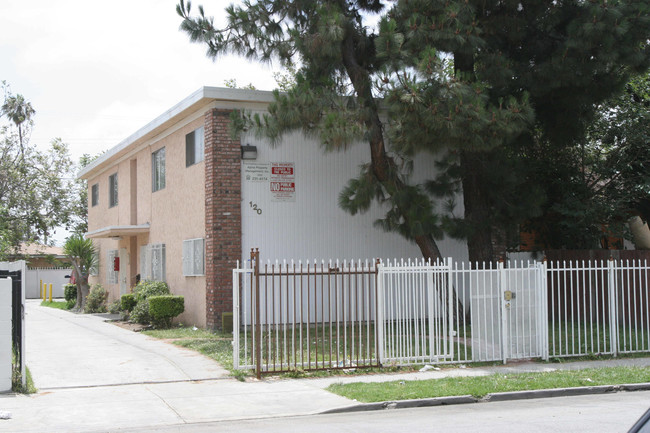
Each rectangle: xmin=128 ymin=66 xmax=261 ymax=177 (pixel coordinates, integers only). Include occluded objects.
xmin=109 ymin=173 xmax=118 ymax=207
xmin=152 ymin=147 xmax=166 ymax=192
xmin=185 ymin=126 xmax=204 ymax=167
xmin=182 ymin=238 xmax=205 ymax=276
xmin=107 ymin=249 xmax=119 ymax=284
xmin=91 ymin=183 xmax=98 ymax=207
xmin=140 ymin=243 xmax=166 ymax=282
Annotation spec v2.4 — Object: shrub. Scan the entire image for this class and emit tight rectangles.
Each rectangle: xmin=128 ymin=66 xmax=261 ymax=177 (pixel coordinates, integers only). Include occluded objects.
xmin=64 ymin=284 xmax=77 ymax=302
xmin=121 ymin=293 xmax=136 ymax=312
xmin=130 ymin=301 xmax=151 ymax=324
xmin=148 ymin=296 xmax=184 ymax=328
xmin=134 ymin=280 xmax=170 ymax=303
xmin=108 ymin=299 xmax=121 ymax=315
xmin=84 ymin=284 xmax=108 ymax=313
xmin=130 ymin=280 xmax=170 ymax=325
xmin=64 ymin=284 xmax=77 ymax=308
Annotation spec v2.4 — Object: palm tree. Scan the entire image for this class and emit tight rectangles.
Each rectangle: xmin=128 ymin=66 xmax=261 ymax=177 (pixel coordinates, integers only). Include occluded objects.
xmin=1 ymin=93 xmax=35 ymax=157
xmin=63 ymin=234 xmax=97 ymax=310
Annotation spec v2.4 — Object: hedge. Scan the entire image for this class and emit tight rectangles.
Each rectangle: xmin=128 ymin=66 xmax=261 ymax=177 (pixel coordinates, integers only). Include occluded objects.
xmin=130 ymin=280 xmax=170 ymax=324
xmin=148 ymin=295 xmax=184 ymax=328
xmin=64 ymin=284 xmax=77 ymax=309
xmin=64 ymin=284 xmax=77 ymax=302
xmin=120 ymin=293 xmax=136 ymax=312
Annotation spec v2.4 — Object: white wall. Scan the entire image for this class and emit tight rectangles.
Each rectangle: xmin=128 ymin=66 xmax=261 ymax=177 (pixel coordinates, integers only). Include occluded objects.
xmin=25 ymin=268 xmax=72 ymax=299
xmin=0 ymin=278 xmax=12 ymax=392
xmin=241 ymin=130 xmax=468 ymax=263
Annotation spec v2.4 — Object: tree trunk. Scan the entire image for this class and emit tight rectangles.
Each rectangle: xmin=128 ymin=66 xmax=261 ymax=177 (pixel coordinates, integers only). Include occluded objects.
xmin=339 ymin=25 xmax=465 ymax=326
xmin=340 ymin=30 xmax=443 ymax=262
xmin=454 ymin=51 xmax=496 ymax=266
xmin=460 ymin=151 xmax=495 ymax=265
xmin=70 ymin=261 xmax=90 ymax=310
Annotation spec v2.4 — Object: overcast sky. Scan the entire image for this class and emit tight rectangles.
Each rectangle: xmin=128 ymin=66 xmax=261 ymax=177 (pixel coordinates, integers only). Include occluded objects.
xmin=1 ymin=0 xmax=282 ymax=245
xmin=1 ymin=0 xmax=280 ymax=162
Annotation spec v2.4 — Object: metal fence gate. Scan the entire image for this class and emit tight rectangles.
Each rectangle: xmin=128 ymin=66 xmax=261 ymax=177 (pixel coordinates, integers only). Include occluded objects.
xmin=233 ymin=252 xmax=650 ymax=375
xmin=0 ymin=260 xmax=26 ymax=388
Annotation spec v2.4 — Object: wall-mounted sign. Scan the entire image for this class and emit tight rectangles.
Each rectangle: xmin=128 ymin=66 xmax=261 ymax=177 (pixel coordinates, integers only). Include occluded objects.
xmin=244 ymin=163 xmax=270 ymax=182
xmin=270 ymin=162 xmax=295 ymax=202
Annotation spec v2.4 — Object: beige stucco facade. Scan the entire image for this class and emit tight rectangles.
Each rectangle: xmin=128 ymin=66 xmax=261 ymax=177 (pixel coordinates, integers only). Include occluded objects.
xmin=81 ymin=86 xmax=469 ymax=330
xmin=85 ymin=111 xmax=208 ymax=326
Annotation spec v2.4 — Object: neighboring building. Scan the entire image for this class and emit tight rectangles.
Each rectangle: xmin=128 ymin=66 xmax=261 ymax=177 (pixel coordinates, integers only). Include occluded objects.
xmin=79 ymin=87 xmax=468 ymax=329
xmin=8 ymin=242 xmax=70 ymax=269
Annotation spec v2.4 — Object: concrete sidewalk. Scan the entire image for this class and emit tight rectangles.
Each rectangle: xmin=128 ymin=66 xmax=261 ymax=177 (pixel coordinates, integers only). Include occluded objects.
xmin=1 ymin=301 xmax=650 ymax=432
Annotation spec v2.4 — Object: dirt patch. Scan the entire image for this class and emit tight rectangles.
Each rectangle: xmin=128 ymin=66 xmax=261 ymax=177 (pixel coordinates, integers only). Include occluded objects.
xmin=110 ymin=320 xmax=150 ymax=332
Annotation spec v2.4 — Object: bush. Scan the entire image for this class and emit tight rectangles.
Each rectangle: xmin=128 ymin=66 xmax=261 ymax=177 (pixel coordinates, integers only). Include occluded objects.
xmin=84 ymin=284 xmax=108 ymax=313
xmin=108 ymin=299 xmax=121 ymax=315
xmin=134 ymin=280 xmax=170 ymax=303
xmin=148 ymin=296 xmax=184 ymax=328
xmin=64 ymin=284 xmax=77 ymax=302
xmin=121 ymin=293 xmax=136 ymax=312
xmin=130 ymin=280 xmax=170 ymax=325
xmin=130 ymin=301 xmax=151 ymax=324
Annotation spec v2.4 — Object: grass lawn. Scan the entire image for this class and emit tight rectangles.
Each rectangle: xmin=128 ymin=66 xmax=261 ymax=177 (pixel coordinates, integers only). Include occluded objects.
xmin=142 ymin=327 xmax=246 ymax=380
xmin=40 ymin=300 xmax=71 ymax=310
xmin=327 ymin=366 xmax=650 ymax=402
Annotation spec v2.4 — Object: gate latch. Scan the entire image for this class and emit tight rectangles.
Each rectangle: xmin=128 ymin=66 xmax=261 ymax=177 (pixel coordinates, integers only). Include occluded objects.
xmin=504 ymin=290 xmax=516 ymax=301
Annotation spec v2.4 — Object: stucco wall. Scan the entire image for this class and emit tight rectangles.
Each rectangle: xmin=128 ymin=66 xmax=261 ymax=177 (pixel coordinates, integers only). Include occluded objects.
xmin=87 ymin=116 xmax=207 ymax=326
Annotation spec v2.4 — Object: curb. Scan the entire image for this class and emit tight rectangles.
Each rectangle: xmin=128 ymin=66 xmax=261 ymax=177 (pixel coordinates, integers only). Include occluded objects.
xmin=323 ymin=382 xmax=650 ymax=415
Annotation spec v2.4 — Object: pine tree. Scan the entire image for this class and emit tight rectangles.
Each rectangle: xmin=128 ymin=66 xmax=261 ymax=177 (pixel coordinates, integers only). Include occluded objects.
xmin=378 ymin=0 xmax=650 ymax=261
xmin=178 ymin=0 xmax=448 ymax=261
xmin=177 ymin=0 xmax=650 ymax=263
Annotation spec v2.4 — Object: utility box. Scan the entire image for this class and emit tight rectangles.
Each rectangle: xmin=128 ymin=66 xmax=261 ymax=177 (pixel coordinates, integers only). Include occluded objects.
xmin=0 ymin=277 xmax=12 ymax=392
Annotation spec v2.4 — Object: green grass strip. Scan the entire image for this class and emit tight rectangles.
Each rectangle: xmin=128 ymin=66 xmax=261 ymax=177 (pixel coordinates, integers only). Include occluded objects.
xmin=40 ymin=300 xmax=70 ymax=310
xmin=143 ymin=327 xmax=247 ymax=380
xmin=327 ymin=366 xmax=650 ymax=402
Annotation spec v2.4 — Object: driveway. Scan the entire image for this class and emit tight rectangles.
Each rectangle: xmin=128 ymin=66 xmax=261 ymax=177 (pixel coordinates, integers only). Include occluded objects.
xmin=0 ymin=301 xmax=354 ymax=432
xmin=24 ymin=300 xmax=228 ymax=389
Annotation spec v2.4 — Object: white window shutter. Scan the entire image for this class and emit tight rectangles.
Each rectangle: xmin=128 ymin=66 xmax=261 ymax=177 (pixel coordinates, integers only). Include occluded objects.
xmin=182 ymin=238 xmax=205 ymax=276
xmin=194 ymin=238 xmax=204 ymax=275
xmin=182 ymin=240 xmax=191 ymax=276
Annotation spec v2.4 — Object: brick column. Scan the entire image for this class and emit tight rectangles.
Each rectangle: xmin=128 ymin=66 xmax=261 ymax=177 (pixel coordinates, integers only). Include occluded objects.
xmin=204 ymin=109 xmax=242 ymax=329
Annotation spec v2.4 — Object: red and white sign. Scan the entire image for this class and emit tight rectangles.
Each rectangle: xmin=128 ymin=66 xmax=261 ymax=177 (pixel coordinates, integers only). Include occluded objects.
xmin=270 ymin=162 xmax=295 ymax=202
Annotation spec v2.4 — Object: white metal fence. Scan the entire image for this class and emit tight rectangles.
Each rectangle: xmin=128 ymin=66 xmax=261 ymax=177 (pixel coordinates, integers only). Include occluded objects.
xmin=233 ymin=253 xmax=650 ymax=375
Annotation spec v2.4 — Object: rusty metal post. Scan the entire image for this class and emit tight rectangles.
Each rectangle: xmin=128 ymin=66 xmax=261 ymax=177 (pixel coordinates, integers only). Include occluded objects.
xmin=252 ymin=248 xmax=262 ymax=379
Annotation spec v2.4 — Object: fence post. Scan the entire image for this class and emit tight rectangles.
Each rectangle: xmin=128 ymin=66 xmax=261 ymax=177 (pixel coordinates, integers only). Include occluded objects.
xmin=232 ymin=263 xmax=240 ymax=371
xmin=499 ymin=260 xmax=508 ymax=364
xmin=446 ymin=257 xmax=454 ymax=360
xmin=608 ymin=257 xmax=618 ymax=357
xmin=375 ymin=259 xmax=384 ymax=366
xmin=253 ymin=249 xmax=262 ymax=379
xmin=426 ymin=259 xmax=435 ymax=362
xmin=540 ymin=260 xmax=550 ymax=361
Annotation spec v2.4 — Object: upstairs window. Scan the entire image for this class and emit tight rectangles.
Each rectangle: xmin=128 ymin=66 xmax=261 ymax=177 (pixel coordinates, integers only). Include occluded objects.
xmin=185 ymin=126 xmax=204 ymax=167
xmin=182 ymin=238 xmax=205 ymax=276
xmin=109 ymin=173 xmax=118 ymax=208
xmin=152 ymin=147 xmax=166 ymax=192
xmin=91 ymin=183 xmax=98 ymax=207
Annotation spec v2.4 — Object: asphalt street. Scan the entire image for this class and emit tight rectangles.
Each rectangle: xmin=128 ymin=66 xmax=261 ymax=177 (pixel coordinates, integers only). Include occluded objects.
xmin=99 ymin=391 xmax=650 ymax=433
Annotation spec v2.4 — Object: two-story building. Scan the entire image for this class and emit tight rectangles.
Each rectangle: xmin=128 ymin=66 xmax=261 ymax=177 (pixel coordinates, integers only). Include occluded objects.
xmin=80 ymin=87 xmax=468 ymax=329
